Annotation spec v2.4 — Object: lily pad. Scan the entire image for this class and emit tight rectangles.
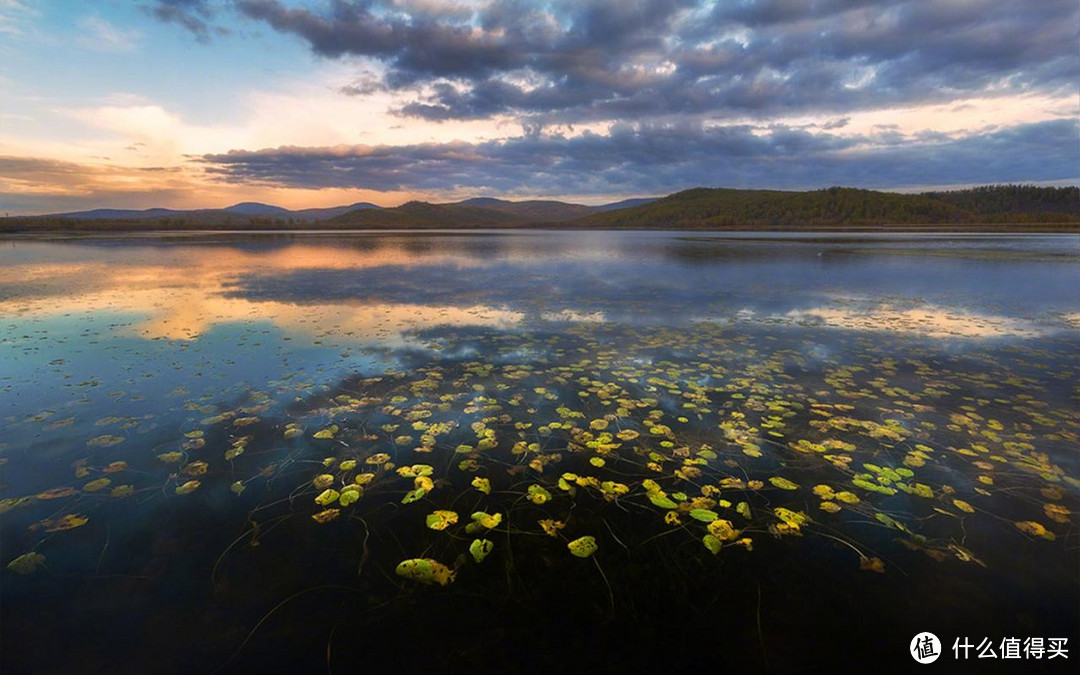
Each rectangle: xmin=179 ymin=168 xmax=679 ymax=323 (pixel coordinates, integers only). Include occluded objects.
xmin=567 ymin=535 xmax=598 ymax=558
xmin=426 ymin=510 xmax=459 ymax=531
xmin=469 ymin=538 xmax=494 ymax=563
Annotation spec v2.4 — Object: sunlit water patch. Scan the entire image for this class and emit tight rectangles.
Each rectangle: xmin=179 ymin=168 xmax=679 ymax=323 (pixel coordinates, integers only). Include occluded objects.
xmin=1 ymin=231 xmax=1077 ymax=673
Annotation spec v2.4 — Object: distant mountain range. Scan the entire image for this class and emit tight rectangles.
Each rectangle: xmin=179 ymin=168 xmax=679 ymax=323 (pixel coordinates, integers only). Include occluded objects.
xmin=3 ymin=186 xmax=1077 ymax=232
xmin=48 ymin=201 xmax=382 ymax=222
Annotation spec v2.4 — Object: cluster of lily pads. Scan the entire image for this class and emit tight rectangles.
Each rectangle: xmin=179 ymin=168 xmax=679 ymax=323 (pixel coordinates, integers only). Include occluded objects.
xmin=4 ymin=324 xmax=1078 ymax=588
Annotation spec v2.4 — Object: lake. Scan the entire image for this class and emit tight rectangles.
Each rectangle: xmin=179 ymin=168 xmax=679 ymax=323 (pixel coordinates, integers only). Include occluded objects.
xmin=1 ymin=231 xmax=1077 ymax=673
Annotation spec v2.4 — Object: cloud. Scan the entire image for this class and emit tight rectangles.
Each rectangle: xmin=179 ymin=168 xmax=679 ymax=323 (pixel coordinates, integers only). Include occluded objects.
xmin=143 ymin=0 xmax=1079 ymax=125
xmin=146 ymin=0 xmax=221 ymax=41
xmin=197 ymin=118 xmax=1079 ymax=196
xmin=77 ymin=16 xmax=140 ymax=53
xmin=0 ymin=0 xmax=36 ymax=38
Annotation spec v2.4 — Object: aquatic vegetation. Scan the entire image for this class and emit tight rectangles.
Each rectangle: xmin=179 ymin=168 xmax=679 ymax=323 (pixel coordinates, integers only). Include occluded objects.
xmin=7 ymin=319 xmax=1076 ymax=592
xmin=469 ymin=539 xmax=494 ymax=563
xmin=7 ymin=552 xmax=45 ymax=575
xmin=1 ymin=233 xmax=1078 ymax=673
xmin=568 ymin=536 xmax=598 ymax=558
xmin=395 ymin=558 xmax=456 ymax=586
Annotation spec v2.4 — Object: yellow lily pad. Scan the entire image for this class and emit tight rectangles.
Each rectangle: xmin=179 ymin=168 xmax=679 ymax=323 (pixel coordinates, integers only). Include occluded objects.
xmin=44 ymin=514 xmax=89 ymax=532
xmin=769 ymin=476 xmax=799 ymax=491
xmin=527 ymin=484 xmax=552 ymax=505
xmin=539 ymin=519 xmax=565 ymax=536
xmin=471 ymin=476 xmax=492 ymax=494
xmin=567 ymin=535 xmax=598 ymax=558
xmin=469 ymin=538 xmax=494 ymax=563
xmin=315 ymin=489 xmax=340 ymax=506
xmin=426 ymin=510 xmax=459 ymax=531
xmin=702 ymin=534 xmax=722 ymax=554
xmin=175 ymin=480 xmax=201 ymax=495
xmin=395 ymin=558 xmax=456 ymax=586
xmin=953 ymin=499 xmax=975 ymax=514
xmin=311 ymin=508 xmax=340 ymax=524
xmin=7 ymin=552 xmax=45 ymax=575
xmin=1015 ymin=520 xmax=1056 ymax=540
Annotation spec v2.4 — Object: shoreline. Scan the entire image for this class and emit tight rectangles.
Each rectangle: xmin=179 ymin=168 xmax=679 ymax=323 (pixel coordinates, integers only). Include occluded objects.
xmin=2 ymin=222 xmax=1079 ymax=238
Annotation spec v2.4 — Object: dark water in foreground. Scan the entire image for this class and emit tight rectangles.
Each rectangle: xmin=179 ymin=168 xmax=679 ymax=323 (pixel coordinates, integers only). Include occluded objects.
xmin=0 ymin=231 xmax=1077 ymax=673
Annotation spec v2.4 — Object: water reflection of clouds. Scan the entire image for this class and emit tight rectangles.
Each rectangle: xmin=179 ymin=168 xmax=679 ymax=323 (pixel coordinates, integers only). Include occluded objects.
xmin=0 ymin=244 xmax=520 ymax=343
xmin=0 ymin=234 xmax=1077 ymax=344
xmin=782 ymin=305 xmax=1044 ymax=339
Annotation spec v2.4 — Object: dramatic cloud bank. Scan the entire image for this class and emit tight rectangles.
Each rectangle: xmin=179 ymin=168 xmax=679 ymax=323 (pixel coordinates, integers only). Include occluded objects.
xmin=200 ymin=119 xmax=1078 ymax=196
xmin=1 ymin=1 xmax=1075 ymax=212
xmin=157 ymin=0 xmax=1078 ymax=124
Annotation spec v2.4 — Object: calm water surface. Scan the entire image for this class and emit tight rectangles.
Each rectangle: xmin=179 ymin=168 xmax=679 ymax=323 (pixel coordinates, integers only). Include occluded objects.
xmin=1 ymin=231 xmax=1078 ymax=673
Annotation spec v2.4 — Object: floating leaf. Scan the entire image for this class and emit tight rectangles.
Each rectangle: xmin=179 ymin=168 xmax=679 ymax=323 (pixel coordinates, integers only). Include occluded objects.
xmin=471 ymin=476 xmax=492 ymax=494
xmin=911 ymin=483 xmax=934 ymax=499
xmin=7 ymin=552 xmax=45 ymax=575
xmin=875 ymin=512 xmax=903 ymax=529
xmin=37 ymin=487 xmax=79 ymax=500
xmin=44 ymin=514 xmax=89 ymax=532
xmin=567 ymin=535 xmax=598 ymax=558
xmin=467 ymin=512 xmax=502 ymax=532
xmin=87 ymin=435 xmax=124 ymax=448
xmin=706 ymin=519 xmax=739 ymax=541
xmin=702 ymin=534 xmax=722 ymax=554
xmin=311 ymin=508 xmax=340 ymax=524
xmin=397 ymin=464 xmax=434 ymax=478
xmin=774 ymin=508 xmax=809 ymax=528
xmin=648 ymin=493 xmax=678 ymax=509
xmin=175 ymin=480 xmax=201 ymax=495
xmin=539 ymin=519 xmax=565 ymax=536
xmin=527 ymin=485 xmax=552 ymax=505
xmin=395 ymin=558 xmax=456 ymax=586
xmin=110 ymin=485 xmax=135 ymax=498
xmin=769 ymin=476 xmax=799 ymax=491
xmin=859 ymin=556 xmax=885 ymax=573
xmin=103 ymin=461 xmax=128 ymax=474
xmin=600 ymin=481 xmax=629 ymax=499
xmin=689 ymin=509 xmax=719 ymax=522
xmin=426 ymin=510 xmax=459 ymax=531
xmin=402 ymin=488 xmax=428 ymax=504
xmin=312 ymin=474 xmax=335 ymax=490
xmin=313 ymin=425 xmax=338 ymax=439
xmin=182 ymin=461 xmax=208 ymax=476
xmin=315 ymin=489 xmax=340 ymax=506
xmin=339 ymin=488 xmax=360 ymax=506
xmin=157 ymin=451 xmax=183 ymax=464
xmin=953 ymin=499 xmax=975 ymax=514
xmin=283 ymin=423 xmax=304 ymax=439
xmin=1015 ymin=520 xmax=1056 ymax=540
xmin=83 ymin=478 xmax=111 ymax=492
xmin=834 ymin=491 xmax=860 ymax=504
xmin=230 ymin=481 xmax=245 ymax=495
xmin=469 ymin=538 xmax=494 ymax=563
xmin=1041 ymin=503 xmax=1068 ymax=524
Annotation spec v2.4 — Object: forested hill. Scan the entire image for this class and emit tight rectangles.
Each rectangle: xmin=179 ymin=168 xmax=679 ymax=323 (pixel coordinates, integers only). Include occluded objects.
xmin=572 ymin=186 xmax=1080 ymax=229
xmin=2 ymin=185 xmax=1077 ymax=232
xmin=924 ymin=185 xmax=1080 ymax=217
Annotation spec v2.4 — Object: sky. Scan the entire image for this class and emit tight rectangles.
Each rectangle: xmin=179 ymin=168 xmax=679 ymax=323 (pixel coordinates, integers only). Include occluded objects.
xmin=0 ymin=0 xmax=1076 ymax=215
